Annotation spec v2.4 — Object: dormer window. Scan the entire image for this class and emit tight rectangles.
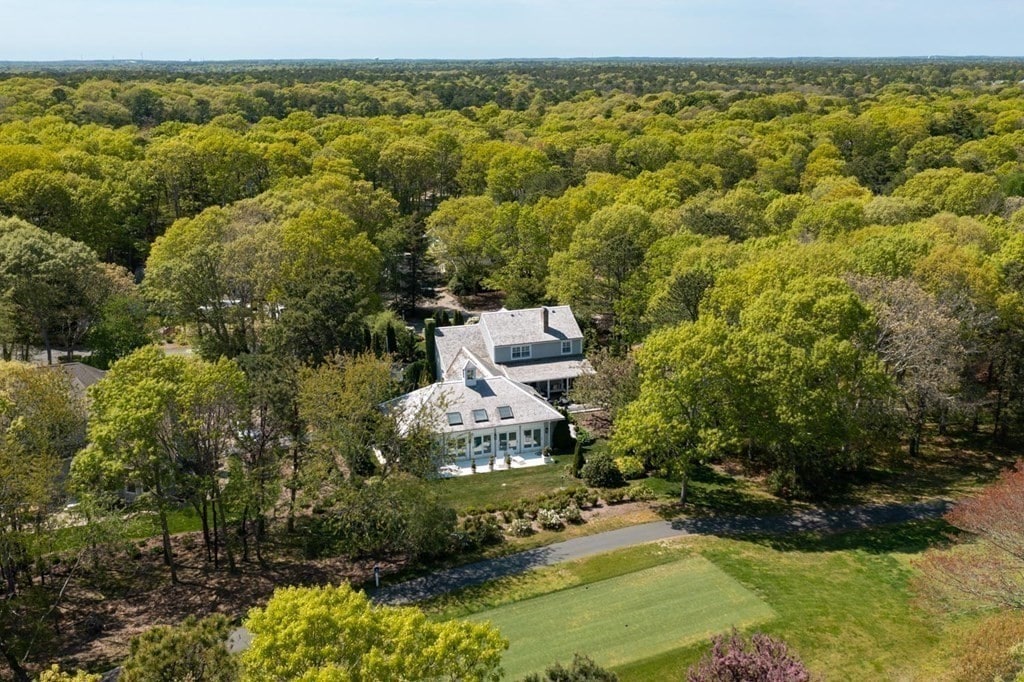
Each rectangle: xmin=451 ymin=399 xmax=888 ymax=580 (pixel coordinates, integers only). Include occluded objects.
xmin=473 ymin=408 xmax=489 ymax=423
xmin=561 ymin=340 xmax=572 ymax=355
xmin=511 ymin=345 xmax=531 ymax=360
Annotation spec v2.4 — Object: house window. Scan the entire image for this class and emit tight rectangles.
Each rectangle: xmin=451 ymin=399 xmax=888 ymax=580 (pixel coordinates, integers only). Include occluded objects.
xmin=511 ymin=345 xmax=531 ymax=360
xmin=561 ymin=340 xmax=572 ymax=355
xmin=523 ymin=428 xmax=542 ymax=449
xmin=497 ymin=405 xmax=514 ymax=420
xmin=473 ymin=408 xmax=489 ymax=423
xmin=473 ymin=434 xmax=492 ymax=455
xmin=447 ymin=436 xmax=467 ymax=456
xmin=498 ymin=431 xmax=518 ymax=451
xmin=446 ymin=412 xmax=463 ymax=426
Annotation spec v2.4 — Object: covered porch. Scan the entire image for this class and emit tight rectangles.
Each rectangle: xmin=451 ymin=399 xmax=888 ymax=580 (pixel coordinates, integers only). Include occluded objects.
xmin=440 ymin=451 xmax=551 ymax=477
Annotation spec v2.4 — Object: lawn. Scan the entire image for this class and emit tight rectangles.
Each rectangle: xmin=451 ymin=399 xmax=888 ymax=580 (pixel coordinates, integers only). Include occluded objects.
xmin=434 ymin=454 xmax=575 ymax=513
xmin=435 ymin=521 xmax=970 ymax=681
xmin=49 ymin=507 xmax=204 ymax=553
xmin=465 ymin=557 xmax=775 ymax=680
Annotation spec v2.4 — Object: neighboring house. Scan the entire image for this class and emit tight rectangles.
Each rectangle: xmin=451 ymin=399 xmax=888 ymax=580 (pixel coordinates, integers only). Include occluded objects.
xmin=386 ymin=361 xmax=564 ymax=470
xmin=433 ymin=305 xmax=591 ymax=400
xmin=57 ymin=361 xmax=107 ymax=397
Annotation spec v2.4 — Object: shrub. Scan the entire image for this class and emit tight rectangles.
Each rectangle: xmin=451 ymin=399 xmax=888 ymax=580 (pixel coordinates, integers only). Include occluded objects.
xmin=537 ymin=508 xmax=565 ymax=531
xmin=121 ymin=615 xmax=238 ymax=682
xmin=509 ymin=519 xmax=534 ymax=537
xmin=687 ymin=629 xmax=811 ymax=682
xmin=302 ymin=479 xmax=456 ymax=560
xmin=523 ymin=654 xmax=618 ymax=681
xmin=602 ymin=489 xmax=626 ymax=505
xmin=614 ymin=456 xmax=645 ymax=480
xmin=456 ymin=514 xmax=504 ymax=551
xmin=581 ymin=454 xmax=625 ymax=488
xmin=572 ymin=439 xmax=585 ymax=478
xmin=575 ymin=426 xmax=595 ymax=445
xmin=628 ymin=483 xmax=656 ymax=501
xmin=561 ymin=502 xmax=584 ymax=524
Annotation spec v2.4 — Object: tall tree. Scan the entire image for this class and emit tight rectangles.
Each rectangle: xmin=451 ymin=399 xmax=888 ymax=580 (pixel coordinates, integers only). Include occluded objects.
xmin=0 ymin=361 xmax=85 ymax=681
xmin=241 ymin=584 xmax=507 ymax=682
xmin=0 ymin=218 xmax=106 ymax=365
xmin=915 ymin=462 xmax=1024 ymax=612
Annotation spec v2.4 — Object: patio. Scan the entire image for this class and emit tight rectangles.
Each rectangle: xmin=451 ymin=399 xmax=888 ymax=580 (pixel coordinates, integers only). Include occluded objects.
xmin=440 ymin=452 xmax=551 ymax=477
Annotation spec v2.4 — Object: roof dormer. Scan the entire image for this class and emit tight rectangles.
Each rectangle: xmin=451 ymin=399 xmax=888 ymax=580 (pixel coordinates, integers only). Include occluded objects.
xmin=463 ymin=360 xmax=478 ymax=387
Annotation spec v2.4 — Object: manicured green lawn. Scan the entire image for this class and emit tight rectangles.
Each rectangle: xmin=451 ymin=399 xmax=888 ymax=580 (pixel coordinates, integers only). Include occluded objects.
xmin=438 ymin=521 xmax=964 ymax=681
xmin=434 ymin=454 xmax=575 ymax=513
xmin=465 ymin=557 xmax=775 ymax=680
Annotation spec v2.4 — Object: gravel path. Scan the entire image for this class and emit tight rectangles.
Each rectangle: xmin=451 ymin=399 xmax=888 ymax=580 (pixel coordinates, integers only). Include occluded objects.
xmin=225 ymin=498 xmax=950 ymax=652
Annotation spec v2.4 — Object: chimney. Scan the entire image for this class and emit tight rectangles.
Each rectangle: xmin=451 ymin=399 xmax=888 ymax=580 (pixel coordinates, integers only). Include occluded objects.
xmin=542 ymin=306 xmax=549 ymax=331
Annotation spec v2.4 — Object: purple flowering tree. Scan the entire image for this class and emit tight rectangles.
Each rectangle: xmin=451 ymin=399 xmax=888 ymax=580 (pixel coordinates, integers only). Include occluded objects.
xmin=687 ymin=629 xmax=813 ymax=682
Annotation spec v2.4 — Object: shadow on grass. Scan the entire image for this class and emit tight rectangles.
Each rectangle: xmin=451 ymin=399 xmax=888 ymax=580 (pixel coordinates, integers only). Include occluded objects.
xmin=833 ymin=433 xmax=1021 ymax=506
xmin=743 ymin=518 xmax=958 ymax=555
xmin=652 ymin=464 xmax=793 ymax=521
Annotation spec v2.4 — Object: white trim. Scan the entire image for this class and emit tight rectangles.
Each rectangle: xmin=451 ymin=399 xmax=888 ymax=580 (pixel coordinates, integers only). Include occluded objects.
xmin=511 ymin=344 xmax=532 ymax=360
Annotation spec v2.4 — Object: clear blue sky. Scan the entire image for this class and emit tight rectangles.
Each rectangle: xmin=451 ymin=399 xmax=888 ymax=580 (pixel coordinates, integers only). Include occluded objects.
xmin=3 ymin=0 xmax=1022 ymax=61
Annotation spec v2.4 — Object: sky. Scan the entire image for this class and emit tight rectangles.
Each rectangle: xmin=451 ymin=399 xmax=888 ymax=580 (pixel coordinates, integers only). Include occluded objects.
xmin=1 ymin=0 xmax=1022 ymax=61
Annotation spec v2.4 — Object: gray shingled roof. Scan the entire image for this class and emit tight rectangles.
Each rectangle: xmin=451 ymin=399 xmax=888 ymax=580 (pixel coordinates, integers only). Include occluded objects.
xmin=502 ymin=357 xmax=594 ymax=384
xmin=479 ymin=306 xmax=583 ymax=347
xmin=435 ymin=324 xmax=500 ymax=380
xmin=57 ymin=362 xmax=107 ymax=392
xmin=387 ymin=376 xmax=563 ymax=435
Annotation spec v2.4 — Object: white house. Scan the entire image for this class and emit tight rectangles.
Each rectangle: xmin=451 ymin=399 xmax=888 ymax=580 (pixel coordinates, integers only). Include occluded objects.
xmin=433 ymin=305 xmax=591 ymax=399
xmin=385 ymin=359 xmax=564 ymax=473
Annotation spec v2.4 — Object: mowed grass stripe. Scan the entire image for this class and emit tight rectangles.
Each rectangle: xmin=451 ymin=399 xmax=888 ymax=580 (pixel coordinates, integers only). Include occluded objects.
xmin=465 ymin=556 xmax=775 ymax=679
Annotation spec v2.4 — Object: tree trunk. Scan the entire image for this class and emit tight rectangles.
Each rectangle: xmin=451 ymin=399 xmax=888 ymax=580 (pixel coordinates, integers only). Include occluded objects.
xmin=0 ymin=638 xmax=30 ymax=682
xmin=211 ymin=495 xmax=220 ymax=570
xmin=40 ymin=323 xmax=52 ymax=366
xmin=158 ymin=507 xmax=177 ymax=583
xmin=240 ymin=506 xmax=250 ymax=563
xmin=288 ymin=445 xmax=300 ymax=533
xmin=679 ymin=473 xmax=688 ymax=504
xmin=196 ymin=502 xmax=211 ymax=562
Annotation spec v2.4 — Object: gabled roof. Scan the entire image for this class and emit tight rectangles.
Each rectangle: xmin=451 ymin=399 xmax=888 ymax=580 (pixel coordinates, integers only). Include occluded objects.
xmin=479 ymin=305 xmax=582 ymax=347
xmin=436 ymin=325 xmax=500 ymax=380
xmin=385 ymin=376 xmax=563 ymax=435
xmin=57 ymin=362 xmax=106 ymax=393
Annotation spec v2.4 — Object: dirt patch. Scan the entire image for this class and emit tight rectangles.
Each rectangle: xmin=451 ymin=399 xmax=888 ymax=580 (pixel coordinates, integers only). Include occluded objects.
xmin=49 ymin=533 xmax=407 ymax=673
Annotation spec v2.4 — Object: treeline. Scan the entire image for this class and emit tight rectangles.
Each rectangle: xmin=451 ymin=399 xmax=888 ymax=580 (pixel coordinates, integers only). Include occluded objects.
xmin=2 ymin=63 xmax=1024 ymax=480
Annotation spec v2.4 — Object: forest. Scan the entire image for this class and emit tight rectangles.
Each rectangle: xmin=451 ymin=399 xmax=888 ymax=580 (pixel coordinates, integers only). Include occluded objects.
xmin=2 ymin=58 xmax=1024 ymax=679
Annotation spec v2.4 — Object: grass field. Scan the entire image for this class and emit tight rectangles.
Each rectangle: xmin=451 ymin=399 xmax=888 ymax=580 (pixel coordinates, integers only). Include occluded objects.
xmin=435 ymin=521 xmax=972 ymax=681
xmin=435 ymin=454 xmax=575 ymax=512
xmin=466 ymin=557 xmax=775 ymax=680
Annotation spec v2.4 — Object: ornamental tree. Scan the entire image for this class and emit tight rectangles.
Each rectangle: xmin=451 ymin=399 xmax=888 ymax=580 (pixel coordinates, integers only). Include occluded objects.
xmin=241 ymin=584 xmax=507 ymax=682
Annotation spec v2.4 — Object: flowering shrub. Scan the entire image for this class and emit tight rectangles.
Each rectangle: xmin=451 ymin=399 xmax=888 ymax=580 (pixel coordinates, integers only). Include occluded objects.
xmin=509 ymin=519 xmax=534 ymax=537
xmin=561 ymin=502 xmax=583 ymax=524
xmin=687 ymin=629 xmax=811 ymax=682
xmin=536 ymin=508 xmax=565 ymax=531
